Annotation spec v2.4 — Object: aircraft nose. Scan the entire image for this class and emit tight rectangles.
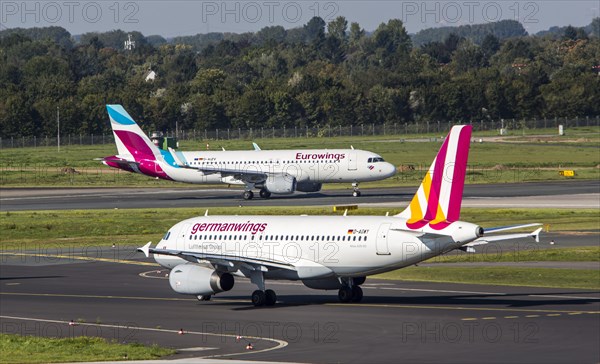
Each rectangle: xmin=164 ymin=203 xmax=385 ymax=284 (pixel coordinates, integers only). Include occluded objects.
xmin=383 ymin=163 xmax=397 ymax=177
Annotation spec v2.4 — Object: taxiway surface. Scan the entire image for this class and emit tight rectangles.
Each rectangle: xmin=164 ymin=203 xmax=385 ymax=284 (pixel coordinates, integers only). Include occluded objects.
xmin=1 ymin=180 xmax=599 ymax=363
xmin=1 ymin=258 xmax=599 ymax=363
xmin=1 ymin=180 xmax=598 ymax=211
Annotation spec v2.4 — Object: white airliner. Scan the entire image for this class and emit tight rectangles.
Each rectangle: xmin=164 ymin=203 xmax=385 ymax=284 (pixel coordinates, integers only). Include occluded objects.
xmin=139 ymin=125 xmax=542 ymax=306
xmin=101 ymin=105 xmax=396 ymax=199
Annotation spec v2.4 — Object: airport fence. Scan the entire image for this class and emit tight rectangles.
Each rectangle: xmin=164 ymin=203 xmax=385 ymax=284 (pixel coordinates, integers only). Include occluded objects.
xmin=1 ymin=116 xmax=598 ymax=149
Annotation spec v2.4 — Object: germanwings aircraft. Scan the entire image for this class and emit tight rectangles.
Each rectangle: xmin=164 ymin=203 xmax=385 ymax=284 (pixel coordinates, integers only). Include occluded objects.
xmin=101 ymin=105 xmax=396 ymax=199
xmin=138 ymin=125 xmax=542 ymax=306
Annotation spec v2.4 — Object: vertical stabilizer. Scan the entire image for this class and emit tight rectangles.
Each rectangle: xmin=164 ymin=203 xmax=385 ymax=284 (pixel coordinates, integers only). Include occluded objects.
xmin=396 ymin=125 xmax=472 ymax=230
xmin=106 ymin=105 xmax=161 ymax=162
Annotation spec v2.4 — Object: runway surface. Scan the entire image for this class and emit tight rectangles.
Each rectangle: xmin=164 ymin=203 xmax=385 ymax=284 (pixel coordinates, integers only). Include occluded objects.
xmin=1 ymin=256 xmax=599 ymax=363
xmin=1 ymin=180 xmax=598 ymax=211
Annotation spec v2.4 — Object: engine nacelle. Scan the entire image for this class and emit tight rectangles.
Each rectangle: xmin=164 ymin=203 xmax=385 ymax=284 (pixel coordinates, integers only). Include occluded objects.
xmin=169 ymin=264 xmax=234 ymax=296
xmin=296 ymin=181 xmax=322 ymax=192
xmin=263 ymin=174 xmax=297 ymax=194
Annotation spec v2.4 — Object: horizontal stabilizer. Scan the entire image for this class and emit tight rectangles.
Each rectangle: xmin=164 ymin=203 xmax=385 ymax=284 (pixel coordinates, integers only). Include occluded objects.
xmin=464 ymin=227 xmax=543 ymax=248
xmin=137 ymin=242 xmax=152 ymax=258
xmin=484 ymin=223 xmax=542 ymax=234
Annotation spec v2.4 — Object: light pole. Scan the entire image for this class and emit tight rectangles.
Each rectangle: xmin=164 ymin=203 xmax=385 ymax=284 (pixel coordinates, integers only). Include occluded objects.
xmin=57 ymin=106 xmax=60 ymax=152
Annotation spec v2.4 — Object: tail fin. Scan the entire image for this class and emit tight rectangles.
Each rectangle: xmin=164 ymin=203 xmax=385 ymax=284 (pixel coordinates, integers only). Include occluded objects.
xmin=397 ymin=125 xmax=472 ymax=230
xmin=106 ymin=105 xmax=161 ymax=162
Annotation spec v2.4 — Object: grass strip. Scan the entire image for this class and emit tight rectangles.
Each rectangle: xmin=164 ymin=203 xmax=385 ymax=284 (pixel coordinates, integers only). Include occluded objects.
xmin=426 ymin=246 xmax=600 ymax=263
xmin=0 ymin=334 xmax=174 ymax=363
xmin=1 ymin=208 xmax=598 ymax=250
xmin=1 ymin=127 xmax=598 ymax=187
xmin=374 ymin=267 xmax=600 ymax=290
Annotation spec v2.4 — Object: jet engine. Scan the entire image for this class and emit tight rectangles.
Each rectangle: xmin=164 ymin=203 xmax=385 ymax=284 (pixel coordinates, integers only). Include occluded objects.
xmin=261 ymin=174 xmax=297 ymax=194
xmin=169 ymin=264 xmax=234 ymax=296
xmin=296 ymin=181 xmax=322 ymax=192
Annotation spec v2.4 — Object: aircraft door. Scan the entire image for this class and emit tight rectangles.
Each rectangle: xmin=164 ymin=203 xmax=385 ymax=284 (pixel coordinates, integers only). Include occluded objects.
xmin=376 ymin=223 xmax=391 ymax=255
xmin=176 ymin=223 xmax=190 ymax=250
xmin=348 ymin=152 xmax=357 ymax=171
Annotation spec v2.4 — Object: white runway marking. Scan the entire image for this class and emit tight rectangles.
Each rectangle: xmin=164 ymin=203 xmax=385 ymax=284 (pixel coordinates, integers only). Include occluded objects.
xmin=0 ymin=315 xmax=288 ymax=359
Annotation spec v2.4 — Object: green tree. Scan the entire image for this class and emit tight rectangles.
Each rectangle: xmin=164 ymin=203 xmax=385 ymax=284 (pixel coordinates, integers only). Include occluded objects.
xmin=349 ymin=22 xmax=365 ymax=45
xmin=371 ymin=19 xmax=412 ymax=67
xmin=328 ymin=16 xmax=348 ymax=42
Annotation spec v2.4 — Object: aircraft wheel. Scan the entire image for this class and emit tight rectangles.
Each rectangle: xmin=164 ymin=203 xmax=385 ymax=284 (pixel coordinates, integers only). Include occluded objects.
xmin=338 ymin=287 xmax=353 ymax=303
xmin=243 ymin=191 xmax=254 ymax=200
xmin=259 ymin=189 xmax=271 ymax=199
xmin=265 ymin=289 xmax=277 ymax=306
xmin=251 ymin=290 xmax=266 ymax=306
xmin=352 ymin=191 xmax=361 ymax=197
xmin=197 ymin=295 xmax=211 ymax=301
xmin=351 ymin=286 xmax=363 ymax=302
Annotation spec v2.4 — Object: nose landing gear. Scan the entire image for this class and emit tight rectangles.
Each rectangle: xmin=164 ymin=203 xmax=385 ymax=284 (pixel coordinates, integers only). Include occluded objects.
xmin=351 ymin=182 xmax=361 ymax=197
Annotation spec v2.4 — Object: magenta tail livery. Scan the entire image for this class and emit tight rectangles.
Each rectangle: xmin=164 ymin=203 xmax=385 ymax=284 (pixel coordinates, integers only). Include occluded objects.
xmin=101 ymin=104 xmax=396 ymax=199
xmin=138 ymin=125 xmax=542 ymax=306
xmin=397 ymin=124 xmax=471 ymax=230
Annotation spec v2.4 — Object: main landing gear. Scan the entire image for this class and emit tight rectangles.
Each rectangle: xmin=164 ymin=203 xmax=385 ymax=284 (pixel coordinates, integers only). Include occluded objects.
xmin=251 ymin=289 xmax=277 ymax=306
xmin=249 ymin=270 xmax=276 ymax=307
xmin=352 ymin=182 xmax=361 ymax=197
xmin=337 ymin=277 xmax=364 ymax=303
xmin=242 ymin=189 xmax=271 ymax=200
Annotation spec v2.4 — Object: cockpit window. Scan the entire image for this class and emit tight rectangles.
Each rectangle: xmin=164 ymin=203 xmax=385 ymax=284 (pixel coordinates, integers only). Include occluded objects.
xmin=368 ymin=157 xmax=385 ymax=163
xmin=163 ymin=231 xmax=171 ymax=240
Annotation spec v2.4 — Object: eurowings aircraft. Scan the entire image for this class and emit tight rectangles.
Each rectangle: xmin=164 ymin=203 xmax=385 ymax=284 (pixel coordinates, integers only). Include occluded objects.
xmin=138 ymin=125 xmax=542 ymax=306
xmin=101 ymin=105 xmax=396 ymax=199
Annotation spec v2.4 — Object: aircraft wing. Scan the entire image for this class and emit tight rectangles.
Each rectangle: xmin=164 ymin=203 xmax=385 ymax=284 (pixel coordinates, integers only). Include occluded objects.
xmin=138 ymin=242 xmax=295 ymax=271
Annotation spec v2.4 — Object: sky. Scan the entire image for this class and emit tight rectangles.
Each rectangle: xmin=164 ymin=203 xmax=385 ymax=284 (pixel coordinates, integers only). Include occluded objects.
xmin=1 ymin=1 xmax=598 ymax=37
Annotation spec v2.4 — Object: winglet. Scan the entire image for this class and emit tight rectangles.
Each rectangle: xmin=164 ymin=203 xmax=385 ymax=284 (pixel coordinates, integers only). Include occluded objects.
xmin=252 ymin=142 xmax=261 ymax=151
xmin=168 ymin=147 xmax=187 ymax=167
xmin=532 ymin=227 xmax=543 ymax=243
xmin=138 ymin=242 xmax=152 ymax=258
xmin=204 ymin=209 xmax=209 ymax=217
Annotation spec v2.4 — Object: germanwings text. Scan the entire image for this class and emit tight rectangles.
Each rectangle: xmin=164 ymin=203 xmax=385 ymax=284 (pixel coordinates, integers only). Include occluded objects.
xmin=191 ymin=222 xmax=268 ymax=235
